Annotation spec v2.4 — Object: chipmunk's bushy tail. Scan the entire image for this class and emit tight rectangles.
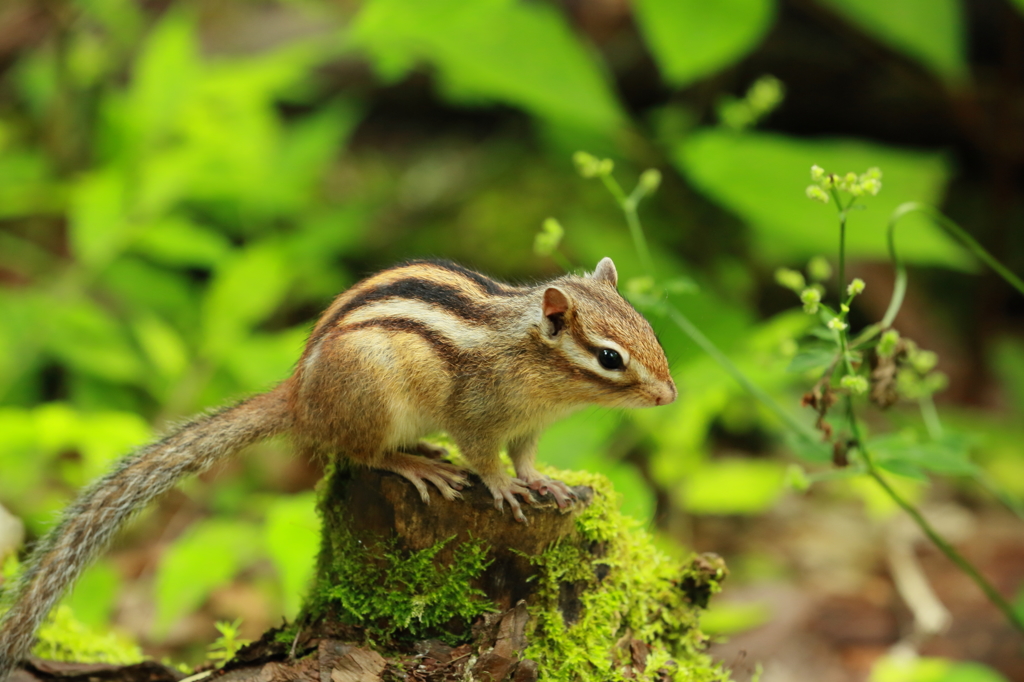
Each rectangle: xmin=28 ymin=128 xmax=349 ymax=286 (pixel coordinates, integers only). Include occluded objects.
xmin=0 ymin=385 xmax=292 ymax=682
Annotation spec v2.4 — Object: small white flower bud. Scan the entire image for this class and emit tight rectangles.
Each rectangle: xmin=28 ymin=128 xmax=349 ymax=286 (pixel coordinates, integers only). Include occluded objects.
xmin=806 ymin=185 xmax=829 ymax=204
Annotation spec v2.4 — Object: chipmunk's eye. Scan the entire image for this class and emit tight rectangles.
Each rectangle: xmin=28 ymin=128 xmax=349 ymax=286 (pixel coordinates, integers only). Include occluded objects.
xmin=597 ymin=348 xmax=624 ymax=370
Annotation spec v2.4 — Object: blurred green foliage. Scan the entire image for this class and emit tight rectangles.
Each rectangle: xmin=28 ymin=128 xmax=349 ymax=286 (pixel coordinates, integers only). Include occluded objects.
xmin=0 ymin=0 xmax=1021 ymax=674
xmin=869 ymin=655 xmax=1009 ymax=682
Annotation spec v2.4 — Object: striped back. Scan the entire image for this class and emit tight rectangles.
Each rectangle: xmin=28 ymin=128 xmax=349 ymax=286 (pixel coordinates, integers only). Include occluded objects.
xmin=297 ymin=258 xmax=674 ymax=410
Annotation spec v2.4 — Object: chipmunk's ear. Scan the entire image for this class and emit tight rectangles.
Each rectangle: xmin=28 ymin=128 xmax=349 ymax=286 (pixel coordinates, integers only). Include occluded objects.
xmin=542 ymin=287 xmax=570 ymax=337
xmin=591 ymin=257 xmax=618 ymax=288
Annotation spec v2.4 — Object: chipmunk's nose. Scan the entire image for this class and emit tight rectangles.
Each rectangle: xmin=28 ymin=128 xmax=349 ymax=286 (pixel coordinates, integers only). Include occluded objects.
xmin=654 ymin=380 xmax=677 ymax=406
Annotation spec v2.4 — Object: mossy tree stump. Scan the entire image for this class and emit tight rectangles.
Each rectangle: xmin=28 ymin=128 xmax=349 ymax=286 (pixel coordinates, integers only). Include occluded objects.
xmin=256 ymin=464 xmax=731 ymax=682
xmin=311 ymin=466 xmax=596 ymax=620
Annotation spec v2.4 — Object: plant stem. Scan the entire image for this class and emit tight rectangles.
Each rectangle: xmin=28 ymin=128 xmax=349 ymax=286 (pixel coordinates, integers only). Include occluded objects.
xmin=624 ymin=205 xmax=655 ymax=275
xmin=868 ymin=463 xmax=1024 ymax=635
xmin=665 ymin=304 xmax=822 ymax=448
xmin=882 ymin=202 xmax=1024 ymax=327
xmin=838 ymin=214 xmax=847 ymax=300
xmin=845 ymin=398 xmax=1024 ymax=634
xmin=600 ymin=174 xmax=655 ymax=275
xmin=834 ymin=193 xmax=1024 ymax=636
xmin=829 ymin=188 xmax=849 ymax=299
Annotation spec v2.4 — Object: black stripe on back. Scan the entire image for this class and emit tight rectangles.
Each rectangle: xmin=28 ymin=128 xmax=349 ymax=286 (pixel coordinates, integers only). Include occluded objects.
xmin=334 ymin=317 xmax=461 ymax=366
xmin=407 ymin=259 xmax=526 ymax=297
xmin=310 ymin=276 xmax=493 ymax=350
xmin=342 ymin=277 xmax=491 ymax=323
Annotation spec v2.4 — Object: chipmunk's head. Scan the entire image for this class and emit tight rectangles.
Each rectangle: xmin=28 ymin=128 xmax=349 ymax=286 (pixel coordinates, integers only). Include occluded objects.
xmin=538 ymin=258 xmax=676 ymax=409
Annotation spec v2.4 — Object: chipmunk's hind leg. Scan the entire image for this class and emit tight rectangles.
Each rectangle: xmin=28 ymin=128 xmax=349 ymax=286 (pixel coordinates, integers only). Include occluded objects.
xmin=373 ymin=451 xmax=468 ymax=503
xmin=295 ymin=330 xmax=467 ymax=503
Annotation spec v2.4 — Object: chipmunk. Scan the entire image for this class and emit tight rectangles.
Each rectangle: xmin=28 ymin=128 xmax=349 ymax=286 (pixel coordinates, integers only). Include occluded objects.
xmin=0 ymin=257 xmax=675 ymax=680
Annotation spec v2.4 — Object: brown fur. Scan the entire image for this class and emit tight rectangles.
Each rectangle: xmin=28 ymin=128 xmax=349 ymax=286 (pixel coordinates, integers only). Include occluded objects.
xmin=0 ymin=258 xmax=673 ymax=681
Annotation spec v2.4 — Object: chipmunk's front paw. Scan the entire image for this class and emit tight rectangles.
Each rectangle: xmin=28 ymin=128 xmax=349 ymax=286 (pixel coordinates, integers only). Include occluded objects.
xmin=514 ymin=467 xmax=577 ymax=509
xmin=483 ymin=476 xmax=535 ymax=524
xmin=525 ymin=475 xmax=576 ymax=509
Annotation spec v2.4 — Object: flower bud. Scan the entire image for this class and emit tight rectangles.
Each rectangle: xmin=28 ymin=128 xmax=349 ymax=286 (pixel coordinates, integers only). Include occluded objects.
xmin=638 ymin=169 xmax=662 ymax=194
xmin=775 ymin=268 xmax=806 ymax=292
xmin=534 ymin=217 xmax=565 ymax=256
xmin=878 ymin=329 xmax=900 ymax=358
xmin=827 ymin=317 xmax=848 ymax=331
xmin=810 ymin=165 xmax=825 ymax=182
xmin=748 ymin=75 xmax=784 ymax=113
xmin=840 ymin=374 xmax=868 ymax=394
xmin=846 ymin=278 xmax=865 ymax=297
xmin=911 ymin=349 xmax=938 ymax=374
xmin=800 ymin=288 xmax=821 ymax=314
xmin=573 ymin=151 xmax=601 ymax=178
xmin=806 ymin=185 xmax=829 ymax=204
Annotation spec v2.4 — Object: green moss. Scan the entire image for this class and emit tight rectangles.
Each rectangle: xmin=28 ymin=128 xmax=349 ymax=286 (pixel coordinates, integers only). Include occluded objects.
xmin=273 ymin=621 xmax=301 ymax=646
xmin=524 ymin=468 xmax=730 ymax=682
xmin=33 ymin=605 xmax=145 ymax=666
xmin=1 ymin=558 xmax=144 ymax=667
xmin=304 ymin=471 xmax=495 ymax=644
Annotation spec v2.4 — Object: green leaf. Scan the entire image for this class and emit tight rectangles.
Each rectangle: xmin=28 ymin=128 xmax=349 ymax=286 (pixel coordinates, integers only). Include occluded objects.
xmin=131 ymin=216 xmax=232 ymax=268
xmin=201 ymin=246 xmax=290 ymax=360
xmin=679 ymin=459 xmax=786 ymax=514
xmin=537 ymin=406 xmax=622 ymax=470
xmin=870 ymin=654 xmax=1009 ymax=682
xmin=266 ymin=99 xmax=363 ymax=210
xmin=700 ymin=600 xmax=771 ymax=636
xmin=225 ymin=328 xmax=309 ymax=391
xmin=0 ymin=408 xmax=39 ymax=496
xmin=101 ymin=257 xmax=199 ymax=335
xmin=128 ymin=8 xmax=199 ymax=146
xmin=350 ymin=0 xmax=623 ymax=132
xmin=132 ymin=314 xmax=189 ymax=383
xmin=876 ymin=458 xmax=928 ymax=481
xmin=62 ymin=560 xmax=120 ymax=630
xmin=0 ymin=294 xmax=43 ymax=399
xmin=74 ymin=411 xmax=151 ymax=481
xmin=819 ymin=0 xmax=966 ymax=82
xmin=867 ymin=431 xmax=978 ymax=477
xmin=632 ymin=0 xmax=775 ymax=87
xmin=787 ymin=341 xmax=837 ymax=373
xmin=264 ymin=493 xmax=320 ymax=618
xmin=68 ymin=170 xmax=130 ymax=270
xmin=673 ymin=129 xmax=967 ymax=267
xmin=46 ymin=301 xmax=144 ymax=383
xmin=154 ymin=519 xmax=261 ymax=634
xmin=0 ymin=149 xmax=63 ymax=219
